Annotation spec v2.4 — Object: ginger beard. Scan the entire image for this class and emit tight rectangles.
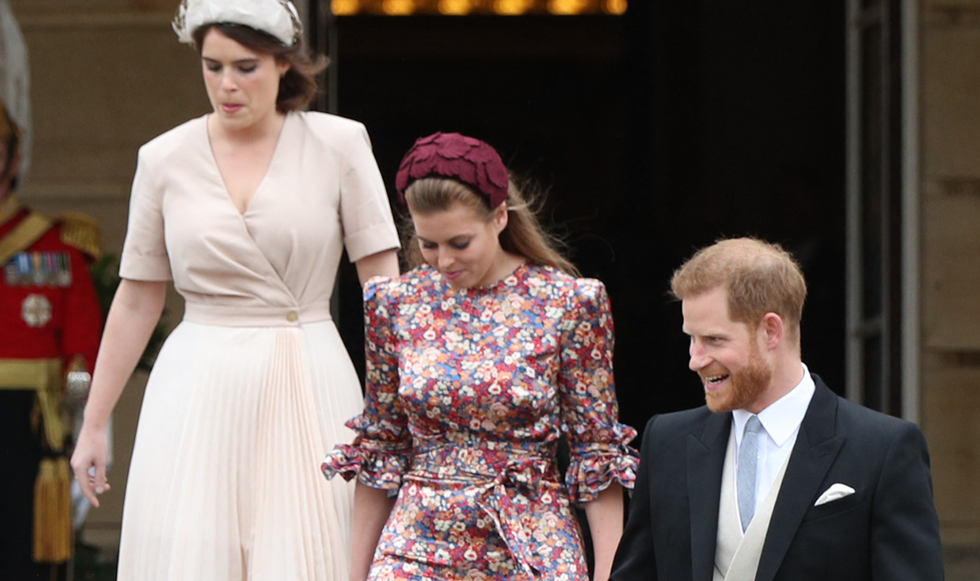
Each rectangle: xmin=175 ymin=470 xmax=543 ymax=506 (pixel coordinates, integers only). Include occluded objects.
xmin=700 ymin=336 xmax=773 ymax=413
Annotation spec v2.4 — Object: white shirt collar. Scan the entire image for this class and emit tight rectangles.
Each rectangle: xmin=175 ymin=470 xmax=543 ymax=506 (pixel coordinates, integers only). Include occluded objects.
xmin=733 ymin=363 xmax=815 ymax=447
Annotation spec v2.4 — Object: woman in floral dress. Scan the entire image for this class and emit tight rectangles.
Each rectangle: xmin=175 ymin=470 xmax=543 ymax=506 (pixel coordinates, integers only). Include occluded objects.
xmin=322 ymin=132 xmax=638 ymax=581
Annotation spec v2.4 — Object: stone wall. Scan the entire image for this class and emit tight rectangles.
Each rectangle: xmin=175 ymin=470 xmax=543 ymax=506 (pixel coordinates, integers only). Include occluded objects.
xmin=921 ymin=0 xmax=980 ymax=571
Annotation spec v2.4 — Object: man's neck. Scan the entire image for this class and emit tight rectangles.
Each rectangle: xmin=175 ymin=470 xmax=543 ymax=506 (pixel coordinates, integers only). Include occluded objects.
xmin=774 ymin=358 xmax=805 ymax=397
xmin=747 ymin=358 xmax=805 ymax=414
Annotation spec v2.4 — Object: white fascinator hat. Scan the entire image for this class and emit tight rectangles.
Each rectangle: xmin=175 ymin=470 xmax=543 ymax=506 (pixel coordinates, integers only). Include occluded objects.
xmin=173 ymin=0 xmax=303 ymax=46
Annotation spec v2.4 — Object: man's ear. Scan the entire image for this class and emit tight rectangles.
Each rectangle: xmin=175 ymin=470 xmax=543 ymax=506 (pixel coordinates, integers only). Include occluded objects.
xmin=760 ymin=312 xmax=784 ymax=351
xmin=0 ymin=152 xmax=21 ymax=194
xmin=11 ymin=153 xmax=22 ymax=180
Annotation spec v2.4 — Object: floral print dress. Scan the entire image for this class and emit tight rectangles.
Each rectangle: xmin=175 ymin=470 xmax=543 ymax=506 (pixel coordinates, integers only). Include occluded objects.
xmin=322 ymin=262 xmax=638 ymax=581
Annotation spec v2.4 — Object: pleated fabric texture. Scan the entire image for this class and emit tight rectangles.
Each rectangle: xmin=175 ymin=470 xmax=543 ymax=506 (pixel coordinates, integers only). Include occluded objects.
xmin=116 ymin=321 xmax=361 ymax=581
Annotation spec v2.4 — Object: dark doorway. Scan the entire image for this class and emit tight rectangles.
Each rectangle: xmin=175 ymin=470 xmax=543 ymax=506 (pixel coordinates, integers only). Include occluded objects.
xmin=330 ymin=2 xmax=847 ymax=441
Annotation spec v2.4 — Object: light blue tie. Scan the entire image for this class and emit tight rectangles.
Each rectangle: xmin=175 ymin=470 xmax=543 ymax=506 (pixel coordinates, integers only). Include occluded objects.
xmin=737 ymin=415 xmax=763 ymax=532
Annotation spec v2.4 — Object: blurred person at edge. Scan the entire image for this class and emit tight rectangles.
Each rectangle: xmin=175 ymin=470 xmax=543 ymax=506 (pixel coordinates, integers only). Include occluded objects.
xmin=322 ymin=132 xmax=639 ymax=581
xmin=0 ymin=0 xmax=32 ymax=176
xmin=1 ymin=98 xmax=102 ymax=580
xmin=69 ymin=1 xmax=400 ymax=580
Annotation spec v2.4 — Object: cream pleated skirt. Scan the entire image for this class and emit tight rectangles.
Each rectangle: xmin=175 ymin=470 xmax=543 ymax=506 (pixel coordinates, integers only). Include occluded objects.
xmin=116 ymin=320 xmax=362 ymax=581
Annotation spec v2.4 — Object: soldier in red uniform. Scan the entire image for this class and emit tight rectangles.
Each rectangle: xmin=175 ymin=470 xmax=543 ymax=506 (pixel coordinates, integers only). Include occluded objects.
xmin=0 ymin=99 xmax=103 ymax=579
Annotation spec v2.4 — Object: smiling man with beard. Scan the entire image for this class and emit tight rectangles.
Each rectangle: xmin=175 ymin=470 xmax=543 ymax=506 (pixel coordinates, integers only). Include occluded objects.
xmin=610 ymin=237 xmax=944 ymax=581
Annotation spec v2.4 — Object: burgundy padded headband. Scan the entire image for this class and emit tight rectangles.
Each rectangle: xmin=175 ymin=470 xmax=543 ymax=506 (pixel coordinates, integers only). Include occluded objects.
xmin=395 ymin=132 xmax=509 ymax=208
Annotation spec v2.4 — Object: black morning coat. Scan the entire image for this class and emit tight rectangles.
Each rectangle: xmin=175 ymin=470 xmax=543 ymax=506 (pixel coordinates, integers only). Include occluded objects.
xmin=610 ymin=375 xmax=945 ymax=581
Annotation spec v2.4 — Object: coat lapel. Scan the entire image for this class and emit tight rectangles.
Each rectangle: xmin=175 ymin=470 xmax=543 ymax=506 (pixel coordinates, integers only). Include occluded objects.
xmin=755 ymin=379 xmax=843 ymax=581
xmin=688 ymin=412 xmax=732 ymax=581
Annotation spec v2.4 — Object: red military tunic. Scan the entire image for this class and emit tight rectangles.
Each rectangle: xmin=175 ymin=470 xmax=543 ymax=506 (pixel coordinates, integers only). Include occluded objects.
xmin=0 ymin=198 xmax=101 ymax=373
xmin=0 ymin=195 xmax=103 ymax=576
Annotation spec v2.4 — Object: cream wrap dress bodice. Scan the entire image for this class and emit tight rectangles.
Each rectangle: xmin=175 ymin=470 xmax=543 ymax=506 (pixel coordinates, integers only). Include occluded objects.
xmin=115 ymin=111 xmax=399 ymax=581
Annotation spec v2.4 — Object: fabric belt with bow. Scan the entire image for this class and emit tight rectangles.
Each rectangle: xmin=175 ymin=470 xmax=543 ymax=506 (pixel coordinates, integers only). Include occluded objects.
xmin=407 ymin=440 xmax=558 ymax=578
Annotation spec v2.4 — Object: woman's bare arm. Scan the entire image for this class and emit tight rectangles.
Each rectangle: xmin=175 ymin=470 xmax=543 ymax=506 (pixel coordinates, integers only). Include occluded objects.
xmin=71 ymin=279 xmax=166 ymax=506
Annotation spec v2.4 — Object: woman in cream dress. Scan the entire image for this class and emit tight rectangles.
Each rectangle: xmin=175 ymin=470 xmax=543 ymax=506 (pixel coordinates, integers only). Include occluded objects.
xmin=70 ymin=2 xmax=400 ymax=579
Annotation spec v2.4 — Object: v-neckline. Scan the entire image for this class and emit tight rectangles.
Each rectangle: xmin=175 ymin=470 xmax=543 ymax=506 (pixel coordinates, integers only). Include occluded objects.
xmin=204 ymin=113 xmax=290 ymax=217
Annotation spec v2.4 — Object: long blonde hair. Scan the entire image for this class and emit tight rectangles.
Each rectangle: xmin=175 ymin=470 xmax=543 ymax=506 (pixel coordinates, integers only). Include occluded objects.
xmin=402 ymin=176 xmax=580 ymax=277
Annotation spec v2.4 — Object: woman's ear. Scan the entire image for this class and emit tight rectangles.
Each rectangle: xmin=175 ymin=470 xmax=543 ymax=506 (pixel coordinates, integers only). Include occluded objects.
xmin=492 ymin=203 xmax=508 ymax=234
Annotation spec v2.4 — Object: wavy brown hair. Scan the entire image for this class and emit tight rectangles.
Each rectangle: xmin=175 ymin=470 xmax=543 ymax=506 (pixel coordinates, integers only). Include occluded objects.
xmin=670 ymin=237 xmax=807 ymax=344
xmin=402 ymin=176 xmax=580 ymax=277
xmin=192 ymin=23 xmax=326 ymax=113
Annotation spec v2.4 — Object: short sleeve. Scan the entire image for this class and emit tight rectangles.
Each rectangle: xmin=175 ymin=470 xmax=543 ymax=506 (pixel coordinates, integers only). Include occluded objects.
xmin=321 ymin=276 xmax=411 ymax=494
xmin=558 ymin=279 xmax=639 ymax=503
xmin=339 ymin=125 xmax=400 ymax=263
xmin=118 ymin=146 xmax=172 ymax=281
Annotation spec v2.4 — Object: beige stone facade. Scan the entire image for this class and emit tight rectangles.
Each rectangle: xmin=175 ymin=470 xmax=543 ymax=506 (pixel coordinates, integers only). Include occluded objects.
xmin=921 ymin=0 xmax=980 ymax=570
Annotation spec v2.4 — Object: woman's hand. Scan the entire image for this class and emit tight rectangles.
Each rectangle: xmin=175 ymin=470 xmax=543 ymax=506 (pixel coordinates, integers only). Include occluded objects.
xmin=70 ymin=422 xmax=112 ymax=507
xmin=67 ymin=279 xmax=167 ymax=506
xmin=585 ymin=481 xmax=625 ymax=581
xmin=349 ymin=481 xmax=396 ymax=581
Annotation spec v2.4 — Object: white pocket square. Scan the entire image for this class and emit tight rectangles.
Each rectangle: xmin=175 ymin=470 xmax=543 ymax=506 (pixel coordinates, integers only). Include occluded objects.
xmin=814 ymin=483 xmax=856 ymax=506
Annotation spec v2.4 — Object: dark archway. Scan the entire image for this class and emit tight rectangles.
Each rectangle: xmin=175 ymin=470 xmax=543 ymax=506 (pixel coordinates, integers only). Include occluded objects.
xmin=329 ymin=2 xmax=847 ymax=442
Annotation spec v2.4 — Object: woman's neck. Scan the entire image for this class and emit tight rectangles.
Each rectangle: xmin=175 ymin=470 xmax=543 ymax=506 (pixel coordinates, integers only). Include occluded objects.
xmin=209 ymin=111 xmax=286 ymax=145
xmin=485 ymin=251 xmax=526 ymax=286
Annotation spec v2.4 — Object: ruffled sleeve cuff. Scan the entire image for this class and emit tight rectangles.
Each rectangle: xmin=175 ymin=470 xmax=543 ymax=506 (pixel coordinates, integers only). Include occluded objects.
xmin=564 ymin=426 xmax=640 ymax=503
xmin=320 ymin=415 xmax=410 ymax=495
